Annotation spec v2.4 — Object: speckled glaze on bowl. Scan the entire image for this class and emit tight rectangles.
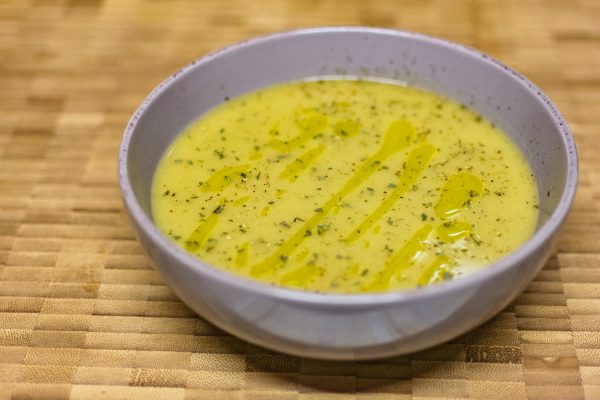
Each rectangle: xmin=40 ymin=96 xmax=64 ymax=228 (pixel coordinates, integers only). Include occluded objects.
xmin=118 ymin=27 xmax=578 ymax=360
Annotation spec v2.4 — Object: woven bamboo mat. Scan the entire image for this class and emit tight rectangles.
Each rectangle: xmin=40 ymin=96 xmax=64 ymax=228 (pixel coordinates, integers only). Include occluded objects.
xmin=0 ymin=0 xmax=599 ymax=399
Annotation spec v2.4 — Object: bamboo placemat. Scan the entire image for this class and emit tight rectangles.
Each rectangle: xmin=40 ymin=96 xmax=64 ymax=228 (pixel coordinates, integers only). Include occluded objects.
xmin=1 ymin=0 xmax=599 ymax=399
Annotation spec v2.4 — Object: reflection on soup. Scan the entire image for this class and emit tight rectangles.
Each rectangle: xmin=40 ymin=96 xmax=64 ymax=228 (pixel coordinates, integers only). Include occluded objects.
xmin=152 ymin=79 xmax=538 ymax=294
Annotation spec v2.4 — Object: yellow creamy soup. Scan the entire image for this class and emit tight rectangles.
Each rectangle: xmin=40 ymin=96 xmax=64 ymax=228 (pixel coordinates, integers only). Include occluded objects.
xmin=152 ymin=79 xmax=538 ymax=294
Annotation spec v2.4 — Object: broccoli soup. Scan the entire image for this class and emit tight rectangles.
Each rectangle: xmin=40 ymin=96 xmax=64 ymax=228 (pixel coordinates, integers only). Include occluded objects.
xmin=152 ymin=79 xmax=538 ymax=294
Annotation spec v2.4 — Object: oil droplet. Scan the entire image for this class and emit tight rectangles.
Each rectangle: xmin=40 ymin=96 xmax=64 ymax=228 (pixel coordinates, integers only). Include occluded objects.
xmin=434 ymin=172 xmax=483 ymax=218
xmin=260 ymin=206 xmax=271 ymax=216
xmin=233 ymin=195 xmax=250 ymax=207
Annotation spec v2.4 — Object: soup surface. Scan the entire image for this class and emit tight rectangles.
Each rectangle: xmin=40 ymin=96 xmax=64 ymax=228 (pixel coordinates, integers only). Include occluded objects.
xmin=152 ymin=79 xmax=538 ymax=293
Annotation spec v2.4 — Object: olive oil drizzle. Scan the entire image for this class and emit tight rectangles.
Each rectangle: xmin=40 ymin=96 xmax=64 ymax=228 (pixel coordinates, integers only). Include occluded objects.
xmin=181 ymin=120 xmax=485 ymax=290
xmin=184 ymin=109 xmax=353 ymax=258
xmin=250 ymin=119 xmax=416 ymax=277
xmin=345 ymin=143 xmax=436 ymax=243
xmin=363 ymin=224 xmax=433 ymax=291
xmin=363 ymin=171 xmax=484 ymax=290
xmin=202 ymin=164 xmax=251 ymax=192
xmin=154 ymin=79 xmax=538 ymax=293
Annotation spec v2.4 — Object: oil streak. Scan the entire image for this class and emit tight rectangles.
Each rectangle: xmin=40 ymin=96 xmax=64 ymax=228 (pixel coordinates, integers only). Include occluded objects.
xmin=280 ymin=264 xmax=318 ymax=287
xmin=364 ymin=172 xmax=483 ymax=291
xmin=235 ymin=242 xmax=249 ymax=267
xmin=202 ymin=164 xmax=251 ymax=192
xmin=363 ymin=224 xmax=433 ymax=291
xmin=417 ymin=255 xmax=449 ymax=286
xmin=185 ymin=214 xmax=219 ymax=252
xmin=279 ymin=144 xmax=326 ymax=182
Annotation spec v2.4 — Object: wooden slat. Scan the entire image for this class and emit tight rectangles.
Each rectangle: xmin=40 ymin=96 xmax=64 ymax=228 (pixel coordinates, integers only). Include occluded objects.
xmin=0 ymin=0 xmax=598 ymax=398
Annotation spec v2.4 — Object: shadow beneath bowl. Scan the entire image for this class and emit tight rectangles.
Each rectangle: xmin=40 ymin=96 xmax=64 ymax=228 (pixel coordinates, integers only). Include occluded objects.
xmin=201 ymin=296 xmax=530 ymax=395
xmin=185 ymin=253 xmax=575 ymax=395
xmin=203 ymin=326 xmax=467 ymax=394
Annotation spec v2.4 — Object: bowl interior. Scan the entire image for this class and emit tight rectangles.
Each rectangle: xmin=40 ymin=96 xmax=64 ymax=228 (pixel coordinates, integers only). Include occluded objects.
xmin=124 ymin=28 xmax=575 ymax=266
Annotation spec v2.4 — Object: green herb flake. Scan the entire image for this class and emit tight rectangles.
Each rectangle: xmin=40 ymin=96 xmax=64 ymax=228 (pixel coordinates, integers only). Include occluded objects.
xmin=213 ymin=149 xmax=225 ymax=159
xmin=442 ymin=271 xmax=454 ymax=280
xmin=470 ymin=233 xmax=482 ymax=246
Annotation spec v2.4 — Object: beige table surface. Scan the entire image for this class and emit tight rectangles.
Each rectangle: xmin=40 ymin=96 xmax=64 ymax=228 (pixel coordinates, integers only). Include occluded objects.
xmin=1 ymin=0 xmax=599 ymax=399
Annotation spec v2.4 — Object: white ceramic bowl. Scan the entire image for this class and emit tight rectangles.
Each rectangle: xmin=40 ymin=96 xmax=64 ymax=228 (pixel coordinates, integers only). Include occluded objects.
xmin=119 ymin=27 xmax=578 ymax=360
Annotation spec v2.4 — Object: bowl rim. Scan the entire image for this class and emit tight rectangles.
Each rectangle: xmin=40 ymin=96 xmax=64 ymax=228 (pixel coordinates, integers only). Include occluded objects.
xmin=118 ymin=26 xmax=578 ymax=306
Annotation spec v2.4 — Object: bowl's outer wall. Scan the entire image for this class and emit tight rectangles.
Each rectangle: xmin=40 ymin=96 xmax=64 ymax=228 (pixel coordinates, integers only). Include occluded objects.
xmin=122 ymin=29 xmax=576 ymax=360
xmin=134 ymin=215 xmax=555 ymax=359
